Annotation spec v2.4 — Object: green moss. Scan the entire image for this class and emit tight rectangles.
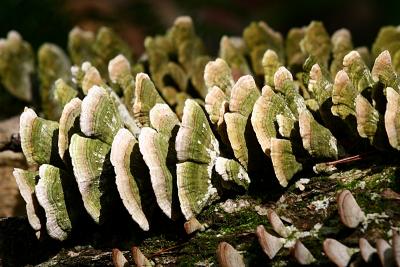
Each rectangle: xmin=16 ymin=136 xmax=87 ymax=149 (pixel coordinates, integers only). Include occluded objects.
xmin=140 ymin=234 xmax=177 ymax=255
xmin=176 ymin=197 xmax=269 ymax=265
xmin=178 ymin=233 xmax=219 ymax=265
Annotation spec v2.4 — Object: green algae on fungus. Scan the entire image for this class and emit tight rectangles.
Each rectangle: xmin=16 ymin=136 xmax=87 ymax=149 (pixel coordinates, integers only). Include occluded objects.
xmin=139 ymin=104 xmax=180 ymax=220
xmin=175 ymin=99 xmax=220 ymax=220
xmin=35 ymin=164 xmax=73 ymax=241
xmin=20 ymin=107 xmax=60 ymax=165
xmin=69 ymin=134 xmax=111 ymax=224
xmin=111 ymin=129 xmax=150 ymax=231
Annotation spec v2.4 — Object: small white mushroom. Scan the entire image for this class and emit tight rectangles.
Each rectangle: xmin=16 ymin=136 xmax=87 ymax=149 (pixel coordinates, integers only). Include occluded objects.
xmin=216 ymin=241 xmax=245 ymax=267
xmin=291 ymin=240 xmax=316 ymax=265
xmin=337 ymin=190 xmax=365 ymax=228
xmin=323 ymin=238 xmax=353 ymax=267
xmin=58 ymin=98 xmax=81 ymax=160
xmin=184 ymin=217 xmax=204 ymax=235
xmin=393 ymin=230 xmax=400 ymax=267
xmin=376 ymin=239 xmax=395 ymax=267
xmin=131 ymin=246 xmax=153 ymax=267
xmin=267 ymin=209 xmax=289 ymax=238
xmin=112 ymin=248 xmax=129 ymax=267
xmin=256 ymin=225 xmax=284 ymax=260
xmin=359 ymin=238 xmax=377 ymax=264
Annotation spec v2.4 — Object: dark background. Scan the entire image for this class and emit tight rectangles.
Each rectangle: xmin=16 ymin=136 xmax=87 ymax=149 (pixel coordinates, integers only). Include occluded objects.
xmin=0 ymin=0 xmax=399 ymax=59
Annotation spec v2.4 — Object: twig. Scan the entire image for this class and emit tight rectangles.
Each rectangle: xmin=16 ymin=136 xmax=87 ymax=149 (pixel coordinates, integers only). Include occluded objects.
xmin=323 ymin=152 xmax=373 ymax=166
xmin=150 ymin=242 xmax=188 ymax=257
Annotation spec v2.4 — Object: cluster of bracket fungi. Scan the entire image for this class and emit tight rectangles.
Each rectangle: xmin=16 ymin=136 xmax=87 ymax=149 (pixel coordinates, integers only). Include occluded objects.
xmin=2 ymin=15 xmax=400 ymax=265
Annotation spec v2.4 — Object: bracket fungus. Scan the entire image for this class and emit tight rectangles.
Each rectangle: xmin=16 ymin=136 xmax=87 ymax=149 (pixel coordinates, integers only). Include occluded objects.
xmin=251 ymin=85 xmax=295 ymax=156
xmin=13 ymin=169 xmax=43 ymax=238
xmin=331 ymin=69 xmax=357 ymax=119
xmin=331 ymin=28 xmax=353 ymax=76
xmin=270 ymin=138 xmax=303 ymax=187
xmin=300 ymin=21 xmax=331 ymax=67
xmin=53 ymin=78 xmax=78 ymax=109
xmin=69 ymin=134 xmax=111 ymax=224
xmin=299 ymin=110 xmax=338 ymax=159
xmin=35 ymin=164 xmax=72 ymax=241
xmin=214 ymin=157 xmax=250 ymax=190
xmin=111 ymin=129 xmax=149 ymax=231
xmin=133 ymin=73 xmax=166 ymax=127
xmin=224 ymin=75 xmax=260 ymax=169
xmin=20 ymin=107 xmax=60 ymax=165
xmin=343 ymin=50 xmax=374 ymax=93
xmin=219 ymin=36 xmax=251 ymax=80
xmin=0 ymin=31 xmax=34 ymax=102
xmin=175 ymin=99 xmax=220 ymax=220
xmin=204 ymin=58 xmax=234 ymax=95
xmin=243 ymin=21 xmax=284 ymax=76
xmin=139 ymin=104 xmax=180 ymax=220
xmin=58 ymin=97 xmax=82 ymax=160
xmin=80 ymin=85 xmax=123 ymax=144
xmin=372 ymin=50 xmax=400 ymax=89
